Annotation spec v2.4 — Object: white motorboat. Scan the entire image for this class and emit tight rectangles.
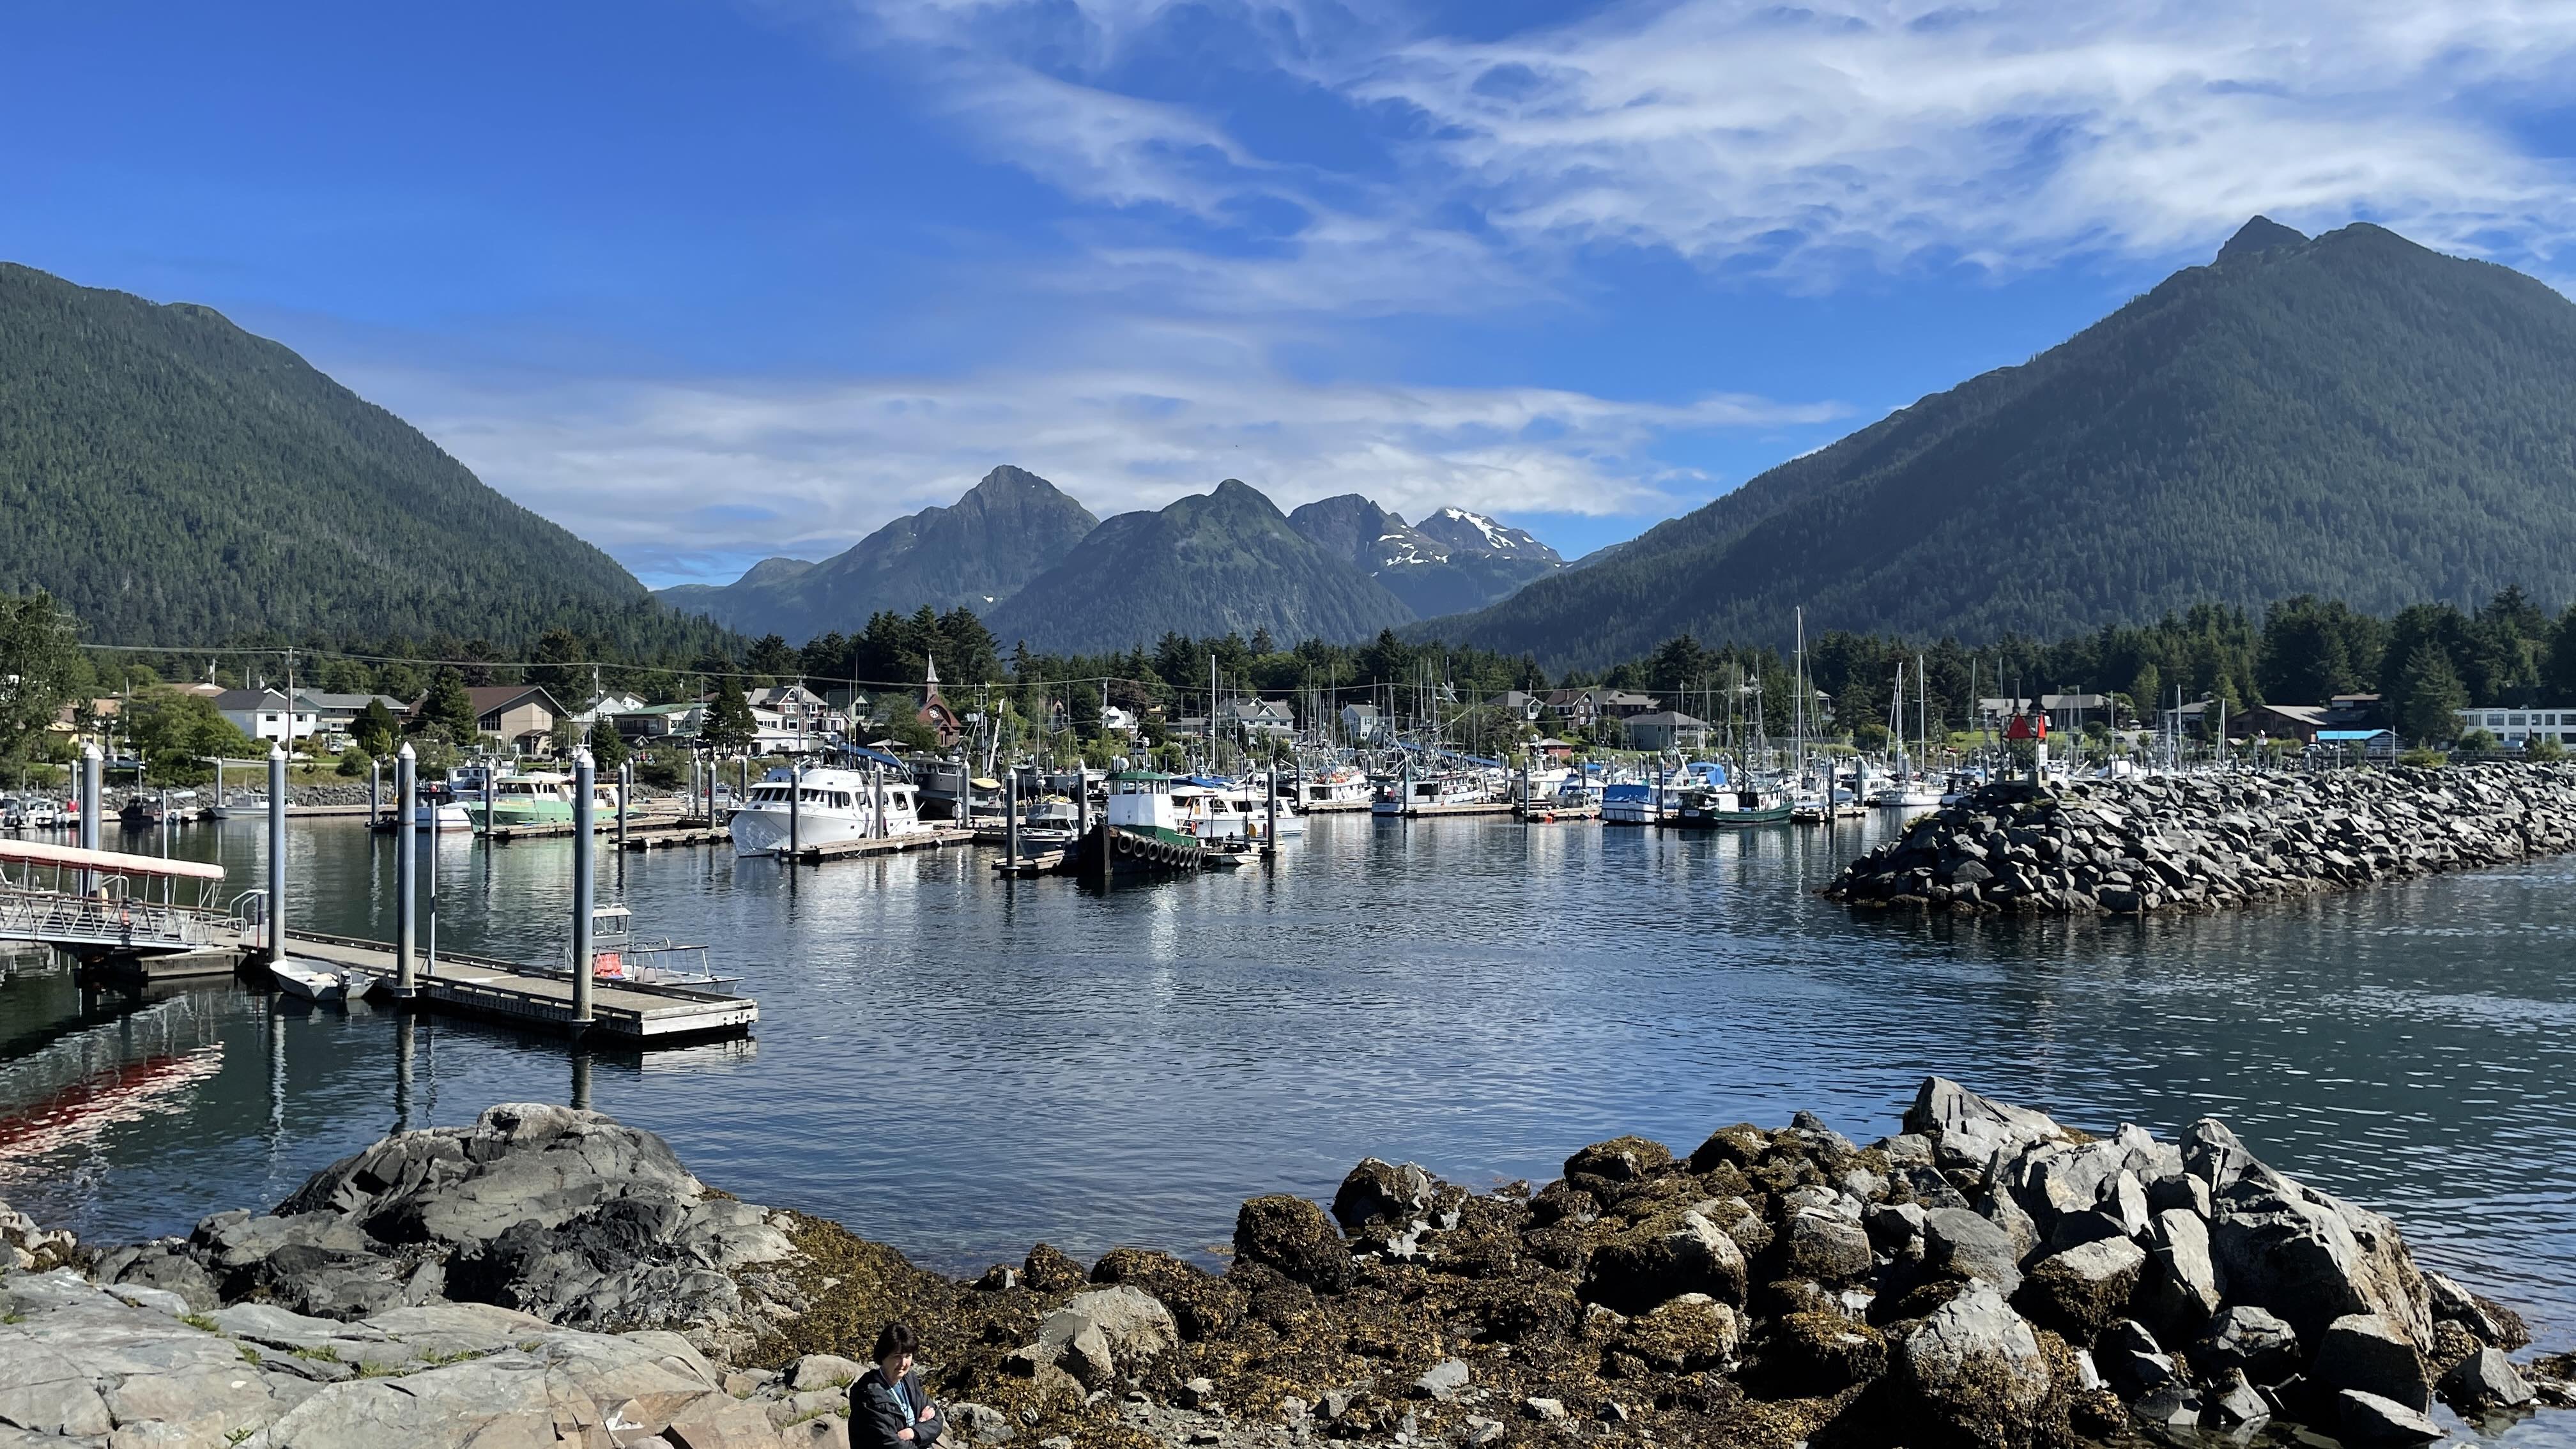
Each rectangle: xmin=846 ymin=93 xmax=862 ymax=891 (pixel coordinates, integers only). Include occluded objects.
xmin=269 ymin=959 xmax=376 ymax=1004
xmin=415 ymin=801 xmax=473 ymax=831
xmin=1296 ymin=768 xmax=1373 ymax=809
xmin=730 ymin=765 xmax=926 ymax=857
xmin=1372 ymin=772 xmax=1490 ymax=816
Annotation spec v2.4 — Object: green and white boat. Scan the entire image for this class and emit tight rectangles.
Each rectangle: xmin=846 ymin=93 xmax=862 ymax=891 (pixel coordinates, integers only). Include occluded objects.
xmin=465 ymin=772 xmax=577 ymax=831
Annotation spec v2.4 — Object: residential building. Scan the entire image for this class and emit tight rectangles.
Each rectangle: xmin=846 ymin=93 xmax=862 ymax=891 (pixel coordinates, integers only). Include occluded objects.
xmin=749 ymin=684 xmax=845 ymax=750
xmin=296 ymin=691 xmax=410 ymax=746
xmin=1543 ymin=687 xmax=1661 ymax=730
xmin=569 ymin=691 xmax=649 ymax=726
xmin=1217 ymin=699 xmax=1298 ymax=738
xmin=615 ymin=702 xmax=704 ymax=742
xmin=2457 ymin=706 xmax=2576 ymax=747
xmin=1101 ymin=705 xmax=1138 ymax=734
xmin=452 ymin=686 xmax=567 ymax=756
xmin=1979 ymin=694 xmax=2116 ymax=732
xmin=1484 ymin=690 xmax=1545 ymax=722
xmin=2228 ymin=703 xmax=2331 ymax=744
xmin=1625 ymin=710 xmax=1710 ymax=753
xmin=1340 ymin=703 xmax=1386 ymax=744
xmin=215 ymin=689 xmax=320 ymax=743
xmin=1530 ymin=737 xmax=1577 ymax=760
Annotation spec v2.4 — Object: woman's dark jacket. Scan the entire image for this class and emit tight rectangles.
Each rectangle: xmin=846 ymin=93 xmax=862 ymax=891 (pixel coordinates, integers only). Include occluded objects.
xmin=849 ymin=1367 xmax=941 ymax=1449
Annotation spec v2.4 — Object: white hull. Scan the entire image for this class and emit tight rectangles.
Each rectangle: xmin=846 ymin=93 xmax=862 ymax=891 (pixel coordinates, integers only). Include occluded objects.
xmin=730 ymin=765 xmax=928 ymax=857
xmin=271 ymin=960 xmax=374 ymax=1004
xmin=415 ymin=803 xmax=473 ymax=831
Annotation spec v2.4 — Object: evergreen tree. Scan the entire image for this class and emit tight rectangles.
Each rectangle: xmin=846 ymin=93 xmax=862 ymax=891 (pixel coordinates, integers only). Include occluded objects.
xmin=702 ymin=678 xmax=759 ymax=756
xmin=586 ymin=717 xmax=630 ymax=771
xmin=746 ymin=632 xmax=799 ymax=682
xmin=353 ymin=696 xmax=400 ymax=756
xmin=0 ymin=591 xmax=84 ymax=765
xmin=2391 ymin=643 xmax=2469 ymax=744
xmin=417 ymin=668 xmax=480 ymax=743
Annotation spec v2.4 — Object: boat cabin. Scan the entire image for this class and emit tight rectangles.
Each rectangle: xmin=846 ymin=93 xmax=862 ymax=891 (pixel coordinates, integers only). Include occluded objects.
xmin=1105 ymin=772 xmax=1181 ymax=832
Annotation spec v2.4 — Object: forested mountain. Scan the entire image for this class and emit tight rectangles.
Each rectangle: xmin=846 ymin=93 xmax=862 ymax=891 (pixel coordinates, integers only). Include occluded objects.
xmin=1286 ymin=495 xmax=1563 ymax=617
xmin=983 ymin=480 xmax=1415 ymax=652
xmin=0 ymin=262 xmax=721 ymax=654
xmin=1422 ymin=218 xmax=2576 ymax=670
xmin=656 ymin=466 xmax=1097 ymax=639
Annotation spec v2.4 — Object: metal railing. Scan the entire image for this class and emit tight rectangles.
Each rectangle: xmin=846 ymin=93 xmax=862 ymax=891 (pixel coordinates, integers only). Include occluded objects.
xmin=0 ymin=886 xmax=231 ymax=953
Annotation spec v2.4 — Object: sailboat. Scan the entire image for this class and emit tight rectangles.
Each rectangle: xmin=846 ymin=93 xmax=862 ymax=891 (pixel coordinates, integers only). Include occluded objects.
xmin=1866 ymin=658 xmax=1943 ymax=808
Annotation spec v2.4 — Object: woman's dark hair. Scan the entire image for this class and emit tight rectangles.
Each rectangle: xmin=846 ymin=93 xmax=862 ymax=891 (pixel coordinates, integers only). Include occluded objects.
xmin=874 ymin=1322 xmax=919 ymax=1363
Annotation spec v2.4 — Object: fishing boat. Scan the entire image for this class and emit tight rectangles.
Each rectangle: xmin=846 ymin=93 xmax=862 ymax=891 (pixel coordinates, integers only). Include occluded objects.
xmin=1297 ymin=767 xmax=1373 ymax=810
xmin=1176 ymin=778 xmax=1303 ymax=842
xmin=464 ymin=772 xmax=578 ymax=831
xmin=414 ymin=796 xmax=474 ymax=831
xmin=1671 ymin=783 xmax=1794 ymax=826
xmin=269 ymin=958 xmax=377 ymax=1004
xmin=562 ymin=905 xmax=740 ymax=994
xmin=1019 ymin=796 xmax=1084 ymax=847
xmin=728 ymin=764 xmax=926 ymax=857
xmin=1373 ymin=771 xmax=1491 ymax=816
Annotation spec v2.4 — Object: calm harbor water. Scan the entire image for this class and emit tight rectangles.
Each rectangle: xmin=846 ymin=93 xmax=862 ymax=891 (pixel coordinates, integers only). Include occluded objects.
xmin=6 ymin=813 xmax=2574 ymax=1396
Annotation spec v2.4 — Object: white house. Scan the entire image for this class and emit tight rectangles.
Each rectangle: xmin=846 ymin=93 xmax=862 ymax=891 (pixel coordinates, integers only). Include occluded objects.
xmin=1101 ymin=705 xmax=1138 ymax=734
xmin=214 ymin=688 xmax=319 ymax=743
xmin=1341 ymin=703 xmax=1386 ymax=743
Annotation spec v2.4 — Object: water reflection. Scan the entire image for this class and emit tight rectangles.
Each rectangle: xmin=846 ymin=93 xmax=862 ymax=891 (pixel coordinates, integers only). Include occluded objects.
xmin=0 ymin=811 xmax=2570 ymax=1387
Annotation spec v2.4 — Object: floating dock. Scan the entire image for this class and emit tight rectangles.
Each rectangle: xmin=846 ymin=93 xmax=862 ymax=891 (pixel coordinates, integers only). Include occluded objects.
xmin=622 ymin=823 xmax=732 ymax=850
xmin=266 ymin=930 xmax=756 ymax=1043
xmin=1375 ymin=802 xmax=1521 ymax=818
xmin=1298 ymin=800 xmax=1375 ymax=814
xmin=790 ymin=828 xmax=976 ymax=864
xmin=1519 ymin=802 xmax=1602 ymax=821
xmin=76 ymin=946 xmax=247 ymax=986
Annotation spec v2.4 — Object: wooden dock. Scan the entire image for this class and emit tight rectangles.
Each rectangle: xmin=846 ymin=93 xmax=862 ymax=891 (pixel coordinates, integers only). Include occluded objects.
xmin=268 ymin=930 xmax=756 ymax=1043
xmin=1298 ymin=799 xmax=1375 ymax=814
xmin=790 ymin=828 xmax=976 ymax=864
xmin=77 ymin=946 xmax=247 ymax=986
xmin=1519 ymin=802 xmax=1602 ymax=821
xmin=622 ymin=823 xmax=732 ymax=850
xmin=1376 ymin=802 xmax=1521 ymax=818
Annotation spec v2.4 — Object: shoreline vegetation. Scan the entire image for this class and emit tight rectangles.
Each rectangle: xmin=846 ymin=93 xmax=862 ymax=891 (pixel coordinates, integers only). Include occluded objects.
xmin=1823 ymin=763 xmax=2576 ymax=916
xmin=7 ymin=1085 xmax=2569 ymax=1449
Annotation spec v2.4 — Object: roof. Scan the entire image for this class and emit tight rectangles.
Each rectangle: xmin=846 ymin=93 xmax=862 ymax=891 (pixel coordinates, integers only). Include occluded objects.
xmin=0 ymin=838 xmax=226 ymax=881
xmin=2317 ymin=729 xmax=2395 ymax=742
xmin=213 ymin=689 xmax=290 ymax=710
xmin=1627 ymin=711 xmax=1708 ymax=727
xmin=464 ymin=685 xmax=562 ymax=716
xmin=2247 ymin=703 xmax=2331 ymax=724
xmin=297 ymin=691 xmax=405 ymax=712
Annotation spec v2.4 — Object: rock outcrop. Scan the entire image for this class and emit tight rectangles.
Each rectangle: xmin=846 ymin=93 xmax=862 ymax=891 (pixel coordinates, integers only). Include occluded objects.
xmin=1823 ymin=764 xmax=2576 ymax=914
xmin=6 ymin=1084 xmax=2568 ymax=1449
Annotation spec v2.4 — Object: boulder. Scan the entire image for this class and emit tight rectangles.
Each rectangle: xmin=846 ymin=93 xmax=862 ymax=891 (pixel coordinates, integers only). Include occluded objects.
xmin=783 ymin=1354 xmax=867 ymax=1392
xmin=1232 ymin=1197 xmax=1349 ymax=1292
xmin=2334 ymin=1388 xmax=2444 ymax=1446
xmin=1579 ymin=1209 xmax=1748 ymax=1313
xmin=2312 ymin=1313 xmax=2433 ymax=1411
xmin=1905 ymin=1079 xmax=2071 ymax=1176
xmin=2014 ymin=1238 xmax=2143 ymax=1343
xmin=1039 ymin=1285 xmax=1177 ymax=1364
xmin=280 ymin=1103 xmax=700 ymax=1248
xmin=1781 ymin=1209 xmax=1874 ymax=1284
xmin=1331 ymin=1158 xmax=1434 ymax=1236
xmin=2209 ymin=1168 xmax=2434 ymax=1352
xmin=1894 ymin=1283 xmax=2055 ymax=1439
xmin=1563 ymin=1137 xmax=1672 ymax=1186
xmin=1605 ymin=1294 xmax=1740 ymax=1374
xmin=1409 ymin=1359 xmax=1469 ymax=1400
xmin=2138 ymin=1208 xmax=2221 ymax=1339
xmin=1758 ymin=1312 xmax=1887 ymax=1398
xmin=2092 ymin=1319 xmax=2174 ymax=1398
xmin=1923 ymin=1208 xmax=2021 ymax=1296
xmin=2437 ymin=1346 xmax=2534 ymax=1413
xmin=2192 ymin=1304 xmax=2300 ymax=1382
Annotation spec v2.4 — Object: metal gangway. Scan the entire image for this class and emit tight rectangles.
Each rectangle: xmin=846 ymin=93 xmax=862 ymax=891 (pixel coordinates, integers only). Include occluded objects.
xmin=0 ymin=838 xmax=240 ymax=957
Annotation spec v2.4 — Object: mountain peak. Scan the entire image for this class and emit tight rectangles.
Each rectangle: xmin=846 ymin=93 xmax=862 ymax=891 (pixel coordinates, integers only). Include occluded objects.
xmin=2217 ymin=215 xmax=2309 ymax=264
xmin=735 ymin=556 xmax=816 ymax=588
xmin=1415 ymin=507 xmax=1562 ymax=564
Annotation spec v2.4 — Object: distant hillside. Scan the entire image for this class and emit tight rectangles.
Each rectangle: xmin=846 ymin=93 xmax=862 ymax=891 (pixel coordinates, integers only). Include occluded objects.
xmin=657 ymin=466 xmax=1096 ymax=639
xmin=0 ymin=262 xmax=716 ymax=652
xmin=985 ymin=480 xmax=1415 ymax=652
xmin=1420 ymin=218 xmax=2576 ymax=669
xmin=1287 ymin=496 xmax=1562 ymax=617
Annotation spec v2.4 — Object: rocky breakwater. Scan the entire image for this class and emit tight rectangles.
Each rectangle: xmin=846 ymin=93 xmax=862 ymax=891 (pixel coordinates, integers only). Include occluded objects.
xmin=6 ymin=1090 xmax=2572 ymax=1449
xmin=1822 ymin=763 xmax=2576 ymax=915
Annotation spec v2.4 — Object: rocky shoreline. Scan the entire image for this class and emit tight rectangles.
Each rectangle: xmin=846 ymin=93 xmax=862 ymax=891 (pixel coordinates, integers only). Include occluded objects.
xmin=6 ymin=1084 xmax=2569 ymax=1449
xmin=1821 ymin=764 xmax=2576 ymax=916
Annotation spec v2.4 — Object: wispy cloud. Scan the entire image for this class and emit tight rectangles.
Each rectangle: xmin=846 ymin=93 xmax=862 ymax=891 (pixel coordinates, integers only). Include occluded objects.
xmin=351 ymin=358 xmax=1839 ymax=585
xmin=845 ymin=0 xmax=2576 ymax=291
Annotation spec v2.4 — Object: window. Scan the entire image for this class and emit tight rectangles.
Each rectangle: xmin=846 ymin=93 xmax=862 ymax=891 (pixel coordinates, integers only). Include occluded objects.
xmin=2511 ymin=715 xmax=2528 ymax=727
xmin=832 ymin=792 xmax=853 ymax=809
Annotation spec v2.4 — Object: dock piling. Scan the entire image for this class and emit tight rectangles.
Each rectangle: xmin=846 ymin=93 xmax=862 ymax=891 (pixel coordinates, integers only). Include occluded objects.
xmin=1264 ymin=770 xmax=1277 ymax=857
xmin=571 ymin=748 xmax=595 ymax=1034
xmin=617 ymin=760 xmax=631 ymax=852
xmin=266 ymin=745 xmax=287 ymax=965
xmin=79 ymin=744 xmax=100 ymax=894
xmin=368 ymin=758 xmax=380 ymax=827
xmin=789 ymin=760 xmax=802 ymax=859
xmin=394 ymin=744 xmax=417 ymax=996
xmin=1005 ymin=771 xmax=1020 ymax=866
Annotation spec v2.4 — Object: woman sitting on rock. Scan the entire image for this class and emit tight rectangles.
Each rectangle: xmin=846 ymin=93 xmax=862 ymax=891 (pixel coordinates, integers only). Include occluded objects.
xmin=851 ymin=1322 xmax=942 ymax=1448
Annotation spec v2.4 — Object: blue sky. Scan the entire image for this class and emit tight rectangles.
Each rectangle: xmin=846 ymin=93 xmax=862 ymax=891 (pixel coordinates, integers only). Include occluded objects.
xmin=8 ymin=1 xmax=2575 ymax=588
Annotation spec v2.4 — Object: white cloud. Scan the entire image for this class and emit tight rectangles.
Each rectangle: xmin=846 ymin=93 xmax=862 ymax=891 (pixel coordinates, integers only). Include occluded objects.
xmin=844 ymin=0 xmax=2576 ymax=288
xmin=347 ymin=357 xmax=1839 ymax=584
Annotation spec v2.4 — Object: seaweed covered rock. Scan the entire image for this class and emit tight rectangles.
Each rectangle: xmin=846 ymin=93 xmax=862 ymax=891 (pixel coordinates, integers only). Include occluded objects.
xmin=1578 ymin=1206 xmax=1749 ymax=1313
xmin=1231 ymin=1194 xmax=1349 ymax=1291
